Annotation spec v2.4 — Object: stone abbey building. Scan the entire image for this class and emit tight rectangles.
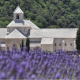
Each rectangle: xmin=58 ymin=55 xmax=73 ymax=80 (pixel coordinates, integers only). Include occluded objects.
xmin=0 ymin=6 xmax=77 ymax=51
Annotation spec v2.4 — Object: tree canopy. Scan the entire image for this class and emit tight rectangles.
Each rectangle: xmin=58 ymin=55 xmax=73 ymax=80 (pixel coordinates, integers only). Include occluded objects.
xmin=0 ymin=0 xmax=80 ymax=28
xmin=76 ymin=27 xmax=80 ymax=50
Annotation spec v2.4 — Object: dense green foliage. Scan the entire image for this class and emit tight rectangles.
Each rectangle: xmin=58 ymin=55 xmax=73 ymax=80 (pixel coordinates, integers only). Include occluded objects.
xmin=0 ymin=0 xmax=80 ymax=28
xmin=26 ymin=38 xmax=30 ymax=52
xmin=76 ymin=27 xmax=80 ymax=50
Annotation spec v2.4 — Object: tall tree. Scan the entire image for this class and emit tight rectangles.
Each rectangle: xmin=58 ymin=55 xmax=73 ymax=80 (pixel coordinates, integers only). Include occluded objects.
xmin=21 ymin=39 xmax=24 ymax=51
xmin=76 ymin=27 xmax=80 ymax=50
xmin=26 ymin=38 xmax=30 ymax=52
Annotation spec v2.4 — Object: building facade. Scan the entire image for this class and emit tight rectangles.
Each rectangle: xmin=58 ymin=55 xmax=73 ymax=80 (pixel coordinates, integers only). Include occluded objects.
xmin=0 ymin=6 xmax=77 ymax=51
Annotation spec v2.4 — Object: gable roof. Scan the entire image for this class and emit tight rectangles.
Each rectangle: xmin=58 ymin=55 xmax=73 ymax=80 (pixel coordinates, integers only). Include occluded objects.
xmin=7 ymin=20 xmax=30 ymax=27
xmin=7 ymin=19 xmax=40 ymax=29
xmin=27 ymin=20 xmax=39 ymax=29
xmin=41 ymin=38 xmax=54 ymax=44
xmin=13 ymin=6 xmax=23 ymax=13
xmin=5 ymin=29 xmax=26 ymax=39
xmin=29 ymin=28 xmax=78 ymax=38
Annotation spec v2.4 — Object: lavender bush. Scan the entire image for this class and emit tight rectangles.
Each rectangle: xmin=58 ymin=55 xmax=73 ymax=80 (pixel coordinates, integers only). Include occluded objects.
xmin=0 ymin=46 xmax=79 ymax=80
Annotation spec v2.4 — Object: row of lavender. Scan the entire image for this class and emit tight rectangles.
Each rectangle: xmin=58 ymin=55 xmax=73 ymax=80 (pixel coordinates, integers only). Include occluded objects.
xmin=0 ymin=46 xmax=80 ymax=80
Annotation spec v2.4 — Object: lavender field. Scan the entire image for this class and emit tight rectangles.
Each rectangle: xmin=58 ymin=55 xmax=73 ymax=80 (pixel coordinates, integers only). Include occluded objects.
xmin=0 ymin=46 xmax=80 ymax=80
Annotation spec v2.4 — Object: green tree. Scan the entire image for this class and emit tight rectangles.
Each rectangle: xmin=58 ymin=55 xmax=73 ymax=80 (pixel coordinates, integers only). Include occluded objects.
xmin=76 ymin=27 xmax=80 ymax=50
xmin=0 ymin=0 xmax=80 ymax=28
xmin=26 ymin=38 xmax=30 ymax=52
xmin=21 ymin=39 xmax=24 ymax=50
xmin=35 ymin=16 xmax=48 ymax=28
xmin=68 ymin=23 xmax=76 ymax=28
xmin=49 ymin=25 xmax=59 ymax=28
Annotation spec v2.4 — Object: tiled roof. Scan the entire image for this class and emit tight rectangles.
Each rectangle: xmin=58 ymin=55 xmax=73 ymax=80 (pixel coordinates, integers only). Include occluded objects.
xmin=5 ymin=29 xmax=26 ymax=38
xmin=0 ymin=28 xmax=78 ymax=39
xmin=7 ymin=19 xmax=39 ymax=29
xmin=7 ymin=20 xmax=30 ymax=27
xmin=27 ymin=20 xmax=39 ymax=29
xmin=13 ymin=6 xmax=23 ymax=13
xmin=29 ymin=28 xmax=78 ymax=38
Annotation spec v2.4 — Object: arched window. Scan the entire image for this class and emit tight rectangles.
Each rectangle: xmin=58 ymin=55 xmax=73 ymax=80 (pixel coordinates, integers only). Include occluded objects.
xmin=16 ymin=14 xmax=19 ymax=19
xmin=59 ymin=43 xmax=61 ymax=46
xmin=65 ymin=43 xmax=67 ymax=46
xmin=55 ymin=43 xmax=56 ymax=46
xmin=70 ymin=43 xmax=72 ymax=46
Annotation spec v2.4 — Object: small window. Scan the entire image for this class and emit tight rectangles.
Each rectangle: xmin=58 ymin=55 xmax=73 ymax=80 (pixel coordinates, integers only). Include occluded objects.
xmin=59 ymin=43 xmax=61 ymax=46
xmin=70 ymin=43 xmax=72 ymax=46
xmin=55 ymin=43 xmax=56 ymax=46
xmin=65 ymin=43 xmax=66 ymax=46
xmin=16 ymin=14 xmax=19 ymax=19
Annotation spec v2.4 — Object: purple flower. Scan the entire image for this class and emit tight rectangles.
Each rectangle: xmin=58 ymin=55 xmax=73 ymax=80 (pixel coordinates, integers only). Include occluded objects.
xmin=0 ymin=72 xmax=6 ymax=79
xmin=10 ymin=76 xmax=15 ymax=80
xmin=55 ymin=72 xmax=61 ymax=79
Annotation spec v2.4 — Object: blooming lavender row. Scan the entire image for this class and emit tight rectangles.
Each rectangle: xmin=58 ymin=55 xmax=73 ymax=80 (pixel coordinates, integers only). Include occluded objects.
xmin=0 ymin=46 xmax=79 ymax=80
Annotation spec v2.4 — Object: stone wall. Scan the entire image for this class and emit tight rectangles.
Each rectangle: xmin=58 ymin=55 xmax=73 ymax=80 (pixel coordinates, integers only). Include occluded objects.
xmin=3 ymin=38 xmax=76 ymax=52
xmin=0 ymin=39 xmax=5 ymax=50
xmin=0 ymin=39 xmax=5 ymax=43
xmin=41 ymin=44 xmax=53 ymax=52
xmin=53 ymin=38 xmax=76 ymax=51
xmin=30 ymin=38 xmax=41 ymax=42
xmin=5 ymin=39 xmax=26 ymax=50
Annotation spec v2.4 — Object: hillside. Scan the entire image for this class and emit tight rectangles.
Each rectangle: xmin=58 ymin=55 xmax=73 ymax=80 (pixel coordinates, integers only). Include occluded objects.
xmin=0 ymin=0 xmax=80 ymax=28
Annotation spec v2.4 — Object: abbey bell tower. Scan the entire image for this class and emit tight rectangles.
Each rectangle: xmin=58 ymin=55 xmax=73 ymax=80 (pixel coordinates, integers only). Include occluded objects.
xmin=7 ymin=6 xmax=39 ymax=35
xmin=13 ymin=6 xmax=24 ymax=21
